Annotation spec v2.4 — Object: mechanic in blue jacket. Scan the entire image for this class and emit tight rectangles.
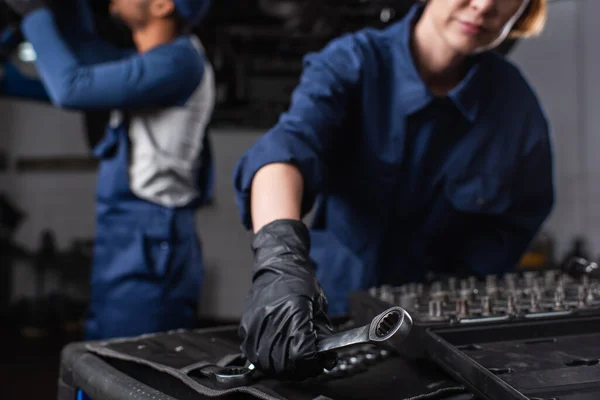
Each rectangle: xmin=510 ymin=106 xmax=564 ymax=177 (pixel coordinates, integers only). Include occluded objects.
xmin=6 ymin=0 xmax=215 ymax=339
xmin=235 ymin=0 xmax=554 ymax=379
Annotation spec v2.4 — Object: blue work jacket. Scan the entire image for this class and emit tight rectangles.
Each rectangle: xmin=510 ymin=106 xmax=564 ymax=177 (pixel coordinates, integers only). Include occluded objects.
xmin=234 ymin=4 xmax=555 ymax=316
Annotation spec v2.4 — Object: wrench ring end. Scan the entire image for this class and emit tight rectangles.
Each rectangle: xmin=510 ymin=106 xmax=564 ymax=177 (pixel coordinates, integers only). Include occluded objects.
xmin=368 ymin=306 xmax=413 ymax=343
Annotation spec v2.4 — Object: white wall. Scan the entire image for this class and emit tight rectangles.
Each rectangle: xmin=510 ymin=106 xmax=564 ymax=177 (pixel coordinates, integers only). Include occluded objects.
xmin=580 ymin=0 xmax=600 ymax=251
xmin=195 ymin=132 xmax=257 ymax=318
xmin=509 ymin=0 xmax=599 ymax=257
xmin=2 ymin=0 xmax=598 ymax=318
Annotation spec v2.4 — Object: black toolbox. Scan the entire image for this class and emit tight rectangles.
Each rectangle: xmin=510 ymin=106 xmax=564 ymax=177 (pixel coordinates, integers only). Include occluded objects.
xmin=426 ymin=314 xmax=600 ymax=400
xmin=58 ymin=325 xmax=470 ymax=400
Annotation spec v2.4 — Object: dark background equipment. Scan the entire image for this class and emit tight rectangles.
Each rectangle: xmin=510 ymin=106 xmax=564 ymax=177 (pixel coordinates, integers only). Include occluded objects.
xmin=0 ymin=0 xmax=520 ymax=135
xmin=0 ymin=193 xmax=27 ymax=314
xmin=3 ymin=228 xmax=92 ymax=339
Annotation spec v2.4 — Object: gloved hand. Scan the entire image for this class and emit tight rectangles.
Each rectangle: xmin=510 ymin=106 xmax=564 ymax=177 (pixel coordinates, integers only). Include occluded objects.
xmin=239 ymin=219 xmax=337 ymax=381
xmin=4 ymin=0 xmax=47 ymax=16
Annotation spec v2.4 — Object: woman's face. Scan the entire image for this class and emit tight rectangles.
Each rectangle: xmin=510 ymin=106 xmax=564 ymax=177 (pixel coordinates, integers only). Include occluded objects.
xmin=425 ymin=0 xmax=527 ymax=54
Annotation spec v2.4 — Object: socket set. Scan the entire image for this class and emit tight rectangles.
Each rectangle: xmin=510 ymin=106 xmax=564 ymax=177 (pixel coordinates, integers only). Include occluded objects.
xmin=349 ymin=266 xmax=600 ymax=400
xmin=367 ymin=270 xmax=600 ymax=325
xmin=348 ymin=268 xmax=600 ymax=361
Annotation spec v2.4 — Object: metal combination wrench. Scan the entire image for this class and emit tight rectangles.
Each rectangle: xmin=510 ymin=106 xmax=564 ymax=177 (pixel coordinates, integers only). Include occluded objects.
xmin=317 ymin=305 xmax=412 ymax=353
xmin=207 ymin=306 xmax=413 ymax=388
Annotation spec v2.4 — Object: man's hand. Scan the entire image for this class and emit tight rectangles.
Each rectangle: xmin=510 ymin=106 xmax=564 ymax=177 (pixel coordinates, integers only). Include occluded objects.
xmin=5 ymin=0 xmax=46 ymax=16
xmin=239 ymin=219 xmax=337 ymax=380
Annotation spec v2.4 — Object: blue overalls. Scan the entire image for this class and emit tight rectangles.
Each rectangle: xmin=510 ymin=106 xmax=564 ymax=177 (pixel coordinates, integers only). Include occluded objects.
xmin=20 ymin=1 xmax=215 ymax=339
xmin=234 ymin=3 xmax=555 ymax=316
xmin=86 ymin=116 xmax=210 ymax=339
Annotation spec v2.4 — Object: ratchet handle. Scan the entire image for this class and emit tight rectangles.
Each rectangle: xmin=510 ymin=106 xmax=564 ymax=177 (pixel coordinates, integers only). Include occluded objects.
xmin=317 ymin=306 xmax=412 ymax=353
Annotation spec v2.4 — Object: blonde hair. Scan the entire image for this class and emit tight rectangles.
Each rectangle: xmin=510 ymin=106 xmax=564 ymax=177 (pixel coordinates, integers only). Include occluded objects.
xmin=418 ymin=0 xmax=547 ymax=38
xmin=509 ymin=0 xmax=547 ymax=38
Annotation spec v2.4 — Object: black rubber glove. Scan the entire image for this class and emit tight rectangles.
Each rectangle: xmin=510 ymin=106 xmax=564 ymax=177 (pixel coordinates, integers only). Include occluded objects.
xmin=5 ymin=0 xmax=47 ymax=16
xmin=239 ymin=219 xmax=337 ymax=381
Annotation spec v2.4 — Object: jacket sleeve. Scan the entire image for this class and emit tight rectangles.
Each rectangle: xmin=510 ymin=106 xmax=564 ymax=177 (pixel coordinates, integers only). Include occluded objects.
xmin=20 ymin=8 xmax=203 ymax=110
xmin=461 ymin=110 xmax=555 ymax=276
xmin=233 ymin=34 xmax=363 ymax=230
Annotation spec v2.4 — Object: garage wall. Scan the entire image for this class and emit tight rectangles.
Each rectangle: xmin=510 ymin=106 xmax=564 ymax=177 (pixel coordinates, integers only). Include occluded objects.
xmin=508 ymin=0 xmax=600 ymax=258
xmin=580 ymin=0 xmax=600 ymax=252
xmin=508 ymin=0 xmax=585 ymax=257
xmin=1 ymin=0 xmax=597 ymax=318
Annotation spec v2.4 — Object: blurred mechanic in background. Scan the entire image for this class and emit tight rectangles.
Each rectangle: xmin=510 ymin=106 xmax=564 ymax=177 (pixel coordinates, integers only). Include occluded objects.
xmin=5 ymin=0 xmax=216 ymax=340
xmin=234 ymin=0 xmax=553 ymax=380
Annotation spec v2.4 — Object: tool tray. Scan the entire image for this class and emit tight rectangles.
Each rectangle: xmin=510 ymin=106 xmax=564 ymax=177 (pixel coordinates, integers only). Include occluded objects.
xmin=426 ymin=314 xmax=600 ymax=400
xmin=348 ymin=269 xmax=600 ymax=400
xmin=59 ymin=325 xmax=468 ymax=400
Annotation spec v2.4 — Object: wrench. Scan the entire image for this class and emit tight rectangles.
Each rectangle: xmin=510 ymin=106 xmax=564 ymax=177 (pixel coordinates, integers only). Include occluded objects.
xmin=206 ymin=306 xmax=412 ymax=388
xmin=317 ymin=306 xmax=413 ymax=353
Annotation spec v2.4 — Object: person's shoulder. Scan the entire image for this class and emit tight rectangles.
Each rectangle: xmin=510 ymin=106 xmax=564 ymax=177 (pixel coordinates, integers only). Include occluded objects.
xmin=307 ymin=21 xmax=402 ymax=71
xmin=328 ymin=20 xmax=404 ymax=50
xmin=160 ymin=35 xmax=206 ymax=62
xmin=481 ymin=51 xmax=541 ymax=109
xmin=147 ymin=35 xmax=207 ymax=81
xmin=144 ymin=35 xmax=204 ymax=64
xmin=481 ymin=52 xmax=550 ymax=143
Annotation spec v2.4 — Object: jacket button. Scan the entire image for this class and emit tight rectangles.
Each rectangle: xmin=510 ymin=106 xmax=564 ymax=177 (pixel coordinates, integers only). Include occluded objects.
xmin=477 ymin=197 xmax=486 ymax=206
xmin=160 ymin=241 xmax=169 ymax=250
